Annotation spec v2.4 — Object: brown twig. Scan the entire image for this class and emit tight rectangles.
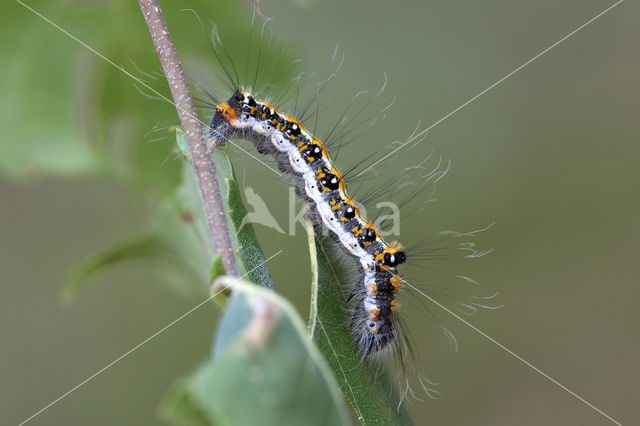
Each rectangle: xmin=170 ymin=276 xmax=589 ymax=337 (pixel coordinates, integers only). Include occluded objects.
xmin=138 ymin=0 xmax=238 ymax=276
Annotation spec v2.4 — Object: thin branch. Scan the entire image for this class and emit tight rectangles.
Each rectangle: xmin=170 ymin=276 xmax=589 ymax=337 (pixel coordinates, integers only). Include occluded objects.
xmin=138 ymin=0 xmax=237 ymax=276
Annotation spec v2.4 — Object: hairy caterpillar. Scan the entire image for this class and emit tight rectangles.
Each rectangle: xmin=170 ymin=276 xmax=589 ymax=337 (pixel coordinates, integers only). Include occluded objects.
xmin=210 ymin=91 xmax=407 ymax=356
xmin=192 ymin=19 xmax=497 ymax=400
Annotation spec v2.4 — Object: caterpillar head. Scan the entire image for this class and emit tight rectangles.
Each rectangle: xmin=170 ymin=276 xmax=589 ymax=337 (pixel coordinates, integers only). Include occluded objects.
xmin=230 ymin=91 xmax=258 ymax=124
xmin=211 ymin=91 xmax=250 ymax=127
xmin=210 ymin=91 xmax=255 ymax=144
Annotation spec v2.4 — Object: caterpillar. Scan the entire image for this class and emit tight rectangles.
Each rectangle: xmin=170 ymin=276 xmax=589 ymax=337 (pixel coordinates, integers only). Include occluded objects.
xmin=190 ymin=17 xmax=500 ymax=399
xmin=210 ymin=91 xmax=407 ymax=356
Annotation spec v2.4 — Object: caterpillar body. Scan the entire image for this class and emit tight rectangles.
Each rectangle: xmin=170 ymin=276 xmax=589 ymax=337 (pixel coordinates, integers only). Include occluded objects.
xmin=210 ymin=91 xmax=407 ymax=356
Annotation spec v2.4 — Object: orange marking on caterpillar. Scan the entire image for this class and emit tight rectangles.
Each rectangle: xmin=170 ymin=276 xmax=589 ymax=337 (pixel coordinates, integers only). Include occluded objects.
xmin=390 ymin=275 xmax=403 ymax=292
xmin=331 ymin=167 xmax=346 ymax=192
xmin=367 ymin=282 xmax=378 ymax=296
xmin=331 ymin=167 xmax=343 ymax=179
xmin=284 ymin=115 xmax=303 ymax=127
xmin=217 ymin=102 xmax=238 ymax=124
xmin=385 ymin=241 xmax=403 ymax=253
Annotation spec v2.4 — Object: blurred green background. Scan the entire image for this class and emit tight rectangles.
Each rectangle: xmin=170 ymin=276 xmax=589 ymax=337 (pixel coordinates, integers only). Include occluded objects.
xmin=2 ymin=0 xmax=638 ymax=425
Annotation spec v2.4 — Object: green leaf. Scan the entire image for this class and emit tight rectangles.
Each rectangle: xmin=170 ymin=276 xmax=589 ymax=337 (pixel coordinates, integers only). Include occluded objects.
xmin=174 ymin=127 xmax=191 ymax=162
xmin=161 ymin=278 xmax=350 ymax=426
xmin=208 ymin=254 xmax=229 ymax=305
xmin=158 ymin=379 xmax=210 ymax=426
xmin=62 ymin=131 xmax=275 ymax=298
xmin=2 ymin=0 xmax=295 ymax=192
xmin=2 ymin=1 xmax=178 ymax=190
xmin=307 ymin=223 xmax=414 ymax=425
xmin=209 ymin=254 xmax=225 ymax=282
xmin=176 ymin=127 xmax=277 ymax=290
xmin=213 ymin=149 xmax=276 ymax=290
xmin=61 ymin=234 xmax=165 ymax=302
xmin=61 ymin=159 xmax=211 ymax=300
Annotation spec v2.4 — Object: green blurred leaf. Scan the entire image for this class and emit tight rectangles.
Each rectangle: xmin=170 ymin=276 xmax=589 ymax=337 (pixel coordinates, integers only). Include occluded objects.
xmin=61 ymin=159 xmax=212 ymax=299
xmin=208 ymin=254 xmax=228 ymax=305
xmin=213 ymin=149 xmax=276 ymax=290
xmin=161 ymin=278 xmax=349 ymax=426
xmin=309 ymin=233 xmax=414 ymax=425
xmin=158 ymin=380 xmax=209 ymax=426
xmin=209 ymin=254 xmax=225 ymax=282
xmin=2 ymin=1 xmax=178 ymax=190
xmin=174 ymin=127 xmax=191 ymax=162
xmin=62 ymin=234 xmax=165 ymax=302
xmin=175 ymin=127 xmax=277 ymax=290
xmin=1 ymin=0 xmax=292 ymax=193
xmin=62 ymin=130 xmax=275 ymax=298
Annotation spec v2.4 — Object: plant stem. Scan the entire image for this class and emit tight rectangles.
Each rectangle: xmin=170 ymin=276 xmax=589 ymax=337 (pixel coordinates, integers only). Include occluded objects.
xmin=138 ymin=0 xmax=237 ymax=276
